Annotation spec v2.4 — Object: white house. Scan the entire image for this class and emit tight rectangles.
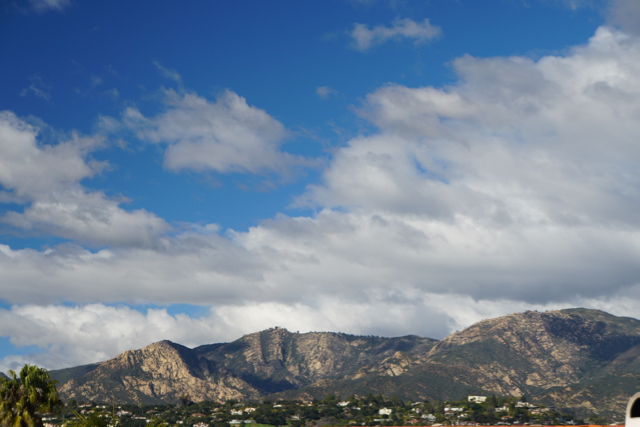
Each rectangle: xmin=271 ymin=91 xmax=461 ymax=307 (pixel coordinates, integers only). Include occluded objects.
xmin=515 ymin=402 xmax=536 ymax=408
xmin=468 ymin=396 xmax=487 ymax=403
xmin=379 ymin=408 xmax=393 ymax=416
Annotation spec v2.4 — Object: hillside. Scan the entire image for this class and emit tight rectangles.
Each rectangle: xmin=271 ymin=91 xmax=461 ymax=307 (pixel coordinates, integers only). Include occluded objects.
xmin=195 ymin=328 xmax=438 ymax=394
xmin=47 ymin=308 xmax=640 ymax=417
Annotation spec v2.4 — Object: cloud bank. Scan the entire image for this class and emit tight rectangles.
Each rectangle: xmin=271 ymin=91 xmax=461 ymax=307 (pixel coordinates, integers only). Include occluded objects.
xmin=4 ymin=25 xmax=640 ymax=372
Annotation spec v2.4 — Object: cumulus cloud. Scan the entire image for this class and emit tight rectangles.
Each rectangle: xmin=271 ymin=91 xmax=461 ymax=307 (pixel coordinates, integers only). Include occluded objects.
xmin=0 ymin=225 xmax=269 ymax=306
xmin=607 ymin=0 xmax=640 ymax=35
xmin=0 ymin=112 xmax=170 ymax=247
xmin=0 ymin=113 xmax=98 ymax=199
xmin=2 ymin=191 xmax=170 ymax=248
xmin=2 ymin=29 xmax=637 ymax=308
xmin=0 ymin=304 xmax=226 ymax=373
xmin=6 ymin=25 xmax=640 ymax=369
xmin=124 ymin=89 xmax=311 ymax=175
xmin=349 ymin=18 xmax=442 ymax=51
xmin=294 ymin=26 xmax=640 ymax=303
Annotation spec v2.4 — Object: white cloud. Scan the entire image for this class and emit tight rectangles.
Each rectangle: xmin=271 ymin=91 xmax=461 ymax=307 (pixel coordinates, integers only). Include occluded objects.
xmin=316 ymin=86 xmax=339 ymax=99
xmin=608 ymin=0 xmax=640 ymax=35
xmin=0 ymin=225 xmax=268 ymax=306
xmin=0 ymin=112 xmax=170 ymax=247
xmin=293 ymin=26 xmax=640 ymax=302
xmin=20 ymin=75 xmax=51 ymax=101
xmin=5 ymin=28 xmax=640 ymax=308
xmin=2 ymin=190 xmax=170 ymax=248
xmin=0 ymin=112 xmax=100 ymax=199
xmin=29 ymin=0 xmax=70 ymax=13
xmin=153 ymin=61 xmax=183 ymax=85
xmin=546 ymin=0 xmax=640 ymax=35
xmin=125 ymin=89 xmax=311 ymax=175
xmin=6 ymin=26 xmax=640 ymax=369
xmin=0 ymin=304 xmax=227 ymax=373
xmin=349 ymin=18 xmax=442 ymax=51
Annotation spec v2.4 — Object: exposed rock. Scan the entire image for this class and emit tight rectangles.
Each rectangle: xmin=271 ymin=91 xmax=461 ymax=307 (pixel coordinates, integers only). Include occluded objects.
xmin=58 ymin=340 xmax=261 ymax=404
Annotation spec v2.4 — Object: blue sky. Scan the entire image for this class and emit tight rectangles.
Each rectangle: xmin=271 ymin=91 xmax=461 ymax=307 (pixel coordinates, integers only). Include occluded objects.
xmin=2 ymin=0 xmax=640 ymax=372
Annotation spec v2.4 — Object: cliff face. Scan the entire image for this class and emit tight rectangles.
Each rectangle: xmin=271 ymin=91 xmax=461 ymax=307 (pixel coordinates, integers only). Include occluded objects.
xmin=195 ymin=328 xmax=438 ymax=394
xmin=422 ymin=309 xmax=640 ymax=414
xmin=58 ymin=340 xmax=261 ymax=404
xmin=53 ymin=308 xmax=640 ymax=417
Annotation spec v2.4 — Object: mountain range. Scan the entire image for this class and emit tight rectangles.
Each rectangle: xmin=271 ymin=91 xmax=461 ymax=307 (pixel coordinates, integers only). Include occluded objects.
xmin=41 ymin=308 xmax=640 ymax=418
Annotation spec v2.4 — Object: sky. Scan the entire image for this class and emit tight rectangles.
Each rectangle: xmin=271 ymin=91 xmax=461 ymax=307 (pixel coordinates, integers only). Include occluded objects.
xmin=2 ymin=0 xmax=640 ymax=373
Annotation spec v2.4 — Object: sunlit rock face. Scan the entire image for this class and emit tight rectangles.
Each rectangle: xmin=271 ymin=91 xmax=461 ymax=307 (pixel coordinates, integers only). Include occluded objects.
xmin=58 ymin=340 xmax=262 ymax=404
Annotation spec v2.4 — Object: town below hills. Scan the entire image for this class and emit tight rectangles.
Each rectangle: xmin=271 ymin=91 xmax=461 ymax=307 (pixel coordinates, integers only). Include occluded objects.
xmin=41 ymin=391 xmax=616 ymax=427
xmin=37 ymin=308 xmax=640 ymax=420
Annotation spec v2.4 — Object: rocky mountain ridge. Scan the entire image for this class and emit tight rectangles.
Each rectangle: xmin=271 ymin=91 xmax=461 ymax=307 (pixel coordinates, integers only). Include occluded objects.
xmin=46 ymin=308 xmax=640 ymax=418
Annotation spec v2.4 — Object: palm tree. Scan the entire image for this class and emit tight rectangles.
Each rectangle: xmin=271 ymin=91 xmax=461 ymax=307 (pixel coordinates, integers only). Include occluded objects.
xmin=0 ymin=364 xmax=62 ymax=427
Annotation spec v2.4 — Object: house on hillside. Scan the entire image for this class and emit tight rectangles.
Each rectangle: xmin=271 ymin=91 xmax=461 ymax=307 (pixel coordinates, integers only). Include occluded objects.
xmin=422 ymin=414 xmax=437 ymax=422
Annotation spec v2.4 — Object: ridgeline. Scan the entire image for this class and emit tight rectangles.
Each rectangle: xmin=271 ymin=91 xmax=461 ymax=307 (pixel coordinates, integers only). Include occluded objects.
xmin=41 ymin=309 xmax=640 ymax=419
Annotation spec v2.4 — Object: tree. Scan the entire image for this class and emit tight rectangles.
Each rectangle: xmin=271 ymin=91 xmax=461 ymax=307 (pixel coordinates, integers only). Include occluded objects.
xmin=0 ymin=364 xmax=62 ymax=427
xmin=254 ymin=411 xmax=286 ymax=426
xmin=66 ymin=412 xmax=110 ymax=427
xmin=588 ymin=413 xmax=607 ymax=425
xmin=489 ymin=394 xmax=498 ymax=408
xmin=178 ymin=395 xmax=192 ymax=407
xmin=145 ymin=417 xmax=169 ymax=427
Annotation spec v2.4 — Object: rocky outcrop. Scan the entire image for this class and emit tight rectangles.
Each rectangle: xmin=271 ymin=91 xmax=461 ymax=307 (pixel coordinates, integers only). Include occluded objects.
xmin=423 ymin=309 xmax=640 ymax=414
xmin=58 ymin=340 xmax=261 ymax=404
xmin=195 ymin=328 xmax=437 ymax=394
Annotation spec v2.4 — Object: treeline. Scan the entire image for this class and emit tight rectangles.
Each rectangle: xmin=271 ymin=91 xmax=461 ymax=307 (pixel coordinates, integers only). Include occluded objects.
xmin=61 ymin=392 xmax=605 ymax=427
